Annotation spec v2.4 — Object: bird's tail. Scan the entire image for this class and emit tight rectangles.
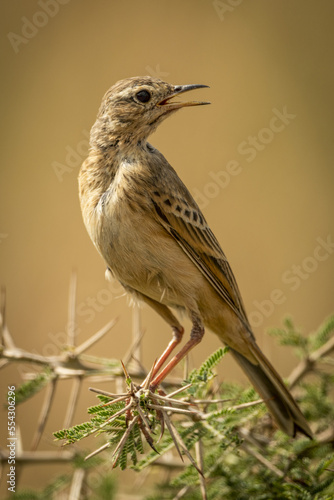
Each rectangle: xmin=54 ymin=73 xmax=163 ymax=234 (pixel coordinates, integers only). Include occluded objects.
xmin=230 ymin=343 xmax=312 ymax=438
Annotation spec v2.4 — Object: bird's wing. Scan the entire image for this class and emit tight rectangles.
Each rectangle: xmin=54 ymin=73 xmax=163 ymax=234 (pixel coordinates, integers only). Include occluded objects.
xmin=150 ymin=191 xmax=250 ymax=330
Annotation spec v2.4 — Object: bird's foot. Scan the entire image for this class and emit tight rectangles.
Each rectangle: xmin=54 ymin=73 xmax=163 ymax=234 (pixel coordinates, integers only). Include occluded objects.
xmin=87 ymin=360 xmax=201 ymax=472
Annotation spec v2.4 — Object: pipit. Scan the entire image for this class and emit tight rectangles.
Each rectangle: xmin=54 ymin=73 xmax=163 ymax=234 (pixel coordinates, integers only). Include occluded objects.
xmin=79 ymin=76 xmax=312 ymax=438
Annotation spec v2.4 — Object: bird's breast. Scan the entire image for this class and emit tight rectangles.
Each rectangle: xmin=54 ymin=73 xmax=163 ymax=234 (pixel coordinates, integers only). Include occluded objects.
xmin=80 ymin=152 xmax=205 ymax=310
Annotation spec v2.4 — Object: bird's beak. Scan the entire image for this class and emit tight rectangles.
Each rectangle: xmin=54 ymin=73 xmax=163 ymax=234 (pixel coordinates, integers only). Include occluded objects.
xmin=157 ymin=84 xmax=210 ymax=110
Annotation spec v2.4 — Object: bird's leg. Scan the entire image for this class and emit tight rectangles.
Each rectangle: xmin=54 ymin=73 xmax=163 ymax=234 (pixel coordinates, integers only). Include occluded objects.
xmin=141 ymin=325 xmax=184 ymax=387
xmin=150 ymin=325 xmax=184 ymax=378
xmin=150 ymin=315 xmax=205 ymax=391
xmin=138 ymin=294 xmax=185 ymax=383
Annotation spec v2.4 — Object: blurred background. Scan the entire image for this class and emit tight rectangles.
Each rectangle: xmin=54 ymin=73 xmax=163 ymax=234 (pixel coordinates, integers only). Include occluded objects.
xmin=1 ymin=1 xmax=334 ymax=497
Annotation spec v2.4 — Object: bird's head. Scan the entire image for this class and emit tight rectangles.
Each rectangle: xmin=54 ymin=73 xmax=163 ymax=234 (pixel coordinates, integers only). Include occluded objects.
xmin=90 ymin=76 xmax=210 ymax=150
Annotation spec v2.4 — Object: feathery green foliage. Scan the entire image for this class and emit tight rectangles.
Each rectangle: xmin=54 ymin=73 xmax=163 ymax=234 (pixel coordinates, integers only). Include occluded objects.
xmin=5 ymin=316 xmax=334 ymax=499
xmin=9 ymin=368 xmax=54 ymax=406
xmin=54 ymin=393 xmax=145 ymax=469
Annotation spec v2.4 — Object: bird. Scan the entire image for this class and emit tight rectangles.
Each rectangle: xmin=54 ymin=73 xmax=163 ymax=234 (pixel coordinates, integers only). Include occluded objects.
xmin=78 ymin=76 xmax=312 ymax=438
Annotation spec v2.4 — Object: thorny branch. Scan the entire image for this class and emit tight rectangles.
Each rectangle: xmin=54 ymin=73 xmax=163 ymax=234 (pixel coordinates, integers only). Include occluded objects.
xmin=0 ymin=279 xmax=333 ymax=500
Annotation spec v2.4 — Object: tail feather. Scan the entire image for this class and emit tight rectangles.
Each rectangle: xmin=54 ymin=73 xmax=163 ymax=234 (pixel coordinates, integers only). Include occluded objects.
xmin=230 ymin=344 xmax=312 ymax=438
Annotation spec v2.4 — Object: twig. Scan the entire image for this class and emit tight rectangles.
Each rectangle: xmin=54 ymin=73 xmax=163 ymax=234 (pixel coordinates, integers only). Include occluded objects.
xmin=136 ymin=404 xmax=152 ymax=433
xmin=168 ymin=383 xmax=193 ymax=398
xmin=89 ymin=386 xmax=127 ymax=398
xmin=0 ymin=450 xmax=77 ymax=464
xmin=1 ymin=348 xmax=57 ymax=367
xmin=148 ymin=403 xmax=197 ymax=416
xmin=0 ymin=287 xmax=16 ymax=351
xmin=63 ymin=376 xmax=83 ymax=429
xmin=111 ymin=415 xmax=139 ymax=467
xmin=196 ymin=439 xmax=207 ymax=500
xmin=101 ymin=394 xmax=129 ymax=407
xmin=288 ymin=335 xmax=334 ymax=388
xmin=74 ymin=318 xmax=118 ymax=356
xmin=31 ymin=376 xmax=58 ymax=450
xmin=229 ymin=399 xmax=264 ymax=411
xmin=173 ymin=485 xmax=190 ymax=500
xmin=191 ymin=397 xmax=234 ymax=405
xmin=0 ymin=286 xmax=7 ymax=346
xmin=162 ymin=410 xmax=184 ymax=462
xmin=101 ymin=402 xmax=132 ymax=428
xmin=240 ymin=442 xmax=284 ymax=478
xmin=67 ymin=270 xmax=77 ymax=347
xmin=162 ymin=410 xmax=203 ymax=476
xmin=146 ymin=390 xmax=192 ymax=406
xmin=69 ymin=467 xmax=86 ymax=500
xmin=85 ymin=442 xmax=110 ymax=461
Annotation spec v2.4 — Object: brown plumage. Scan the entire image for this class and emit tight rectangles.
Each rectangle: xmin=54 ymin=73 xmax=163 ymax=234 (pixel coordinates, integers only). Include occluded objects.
xmin=78 ymin=76 xmax=312 ymax=438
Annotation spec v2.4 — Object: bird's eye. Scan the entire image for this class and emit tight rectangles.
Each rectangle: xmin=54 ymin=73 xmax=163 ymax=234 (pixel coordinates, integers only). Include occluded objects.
xmin=136 ymin=90 xmax=151 ymax=103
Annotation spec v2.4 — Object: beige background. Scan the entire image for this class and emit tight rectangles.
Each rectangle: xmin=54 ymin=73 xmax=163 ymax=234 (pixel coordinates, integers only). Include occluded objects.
xmin=1 ymin=1 xmax=334 ymax=496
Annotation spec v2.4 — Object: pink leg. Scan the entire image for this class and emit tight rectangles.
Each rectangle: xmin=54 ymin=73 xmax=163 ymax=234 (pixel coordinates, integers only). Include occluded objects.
xmin=151 ymin=326 xmax=184 ymax=377
xmin=136 ymin=295 xmax=186 ymax=386
xmin=150 ymin=318 xmax=205 ymax=391
xmin=135 ymin=294 xmax=204 ymax=389
xmin=142 ymin=326 xmax=184 ymax=388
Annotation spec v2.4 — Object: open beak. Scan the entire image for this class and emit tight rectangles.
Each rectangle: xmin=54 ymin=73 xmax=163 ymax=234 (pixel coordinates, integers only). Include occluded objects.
xmin=157 ymin=84 xmax=210 ymax=110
